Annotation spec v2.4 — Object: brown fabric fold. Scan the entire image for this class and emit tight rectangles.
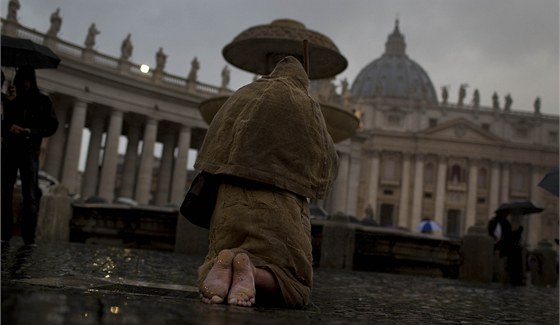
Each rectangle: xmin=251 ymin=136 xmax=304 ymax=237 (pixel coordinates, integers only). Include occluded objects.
xmin=198 ymin=183 xmax=313 ymax=307
xmin=194 ymin=56 xmax=338 ymax=199
xmin=195 ymin=56 xmax=338 ymax=308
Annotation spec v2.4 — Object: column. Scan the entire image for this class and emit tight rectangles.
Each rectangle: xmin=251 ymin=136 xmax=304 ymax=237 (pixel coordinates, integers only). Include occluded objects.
xmin=500 ymin=162 xmax=510 ymax=204
xmin=154 ymin=128 xmax=176 ymax=205
xmin=411 ymin=154 xmax=424 ymax=230
xmin=135 ymin=118 xmax=158 ymax=205
xmin=465 ymin=160 xmax=478 ymax=230
xmin=434 ymin=156 xmax=447 ymax=226
xmin=345 ymin=140 xmax=362 ymax=217
xmin=528 ymin=165 xmax=544 ymax=249
xmin=119 ymin=119 xmax=141 ymax=199
xmin=98 ymin=110 xmax=124 ymax=202
xmin=488 ymin=161 xmax=501 ymax=216
xmin=367 ymin=151 xmax=380 ymax=218
xmin=60 ymin=99 xmax=87 ymax=195
xmin=398 ymin=153 xmax=412 ymax=228
xmin=44 ymin=104 xmax=69 ymax=179
xmin=170 ymin=126 xmax=191 ymax=204
xmin=330 ymin=151 xmax=350 ymax=215
xmin=81 ymin=113 xmax=105 ymax=199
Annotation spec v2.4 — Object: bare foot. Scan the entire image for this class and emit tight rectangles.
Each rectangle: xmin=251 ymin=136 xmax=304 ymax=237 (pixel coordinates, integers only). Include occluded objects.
xmin=228 ymin=253 xmax=256 ymax=307
xmin=200 ymin=249 xmax=234 ymax=304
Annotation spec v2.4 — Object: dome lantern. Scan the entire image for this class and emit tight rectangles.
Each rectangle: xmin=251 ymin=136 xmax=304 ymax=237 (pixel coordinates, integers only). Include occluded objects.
xmin=385 ymin=19 xmax=406 ymax=56
xmin=350 ymin=20 xmax=438 ymax=104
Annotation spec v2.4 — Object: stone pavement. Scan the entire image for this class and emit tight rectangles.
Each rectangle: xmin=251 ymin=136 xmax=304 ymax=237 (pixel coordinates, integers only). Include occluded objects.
xmin=2 ymin=238 xmax=558 ymax=324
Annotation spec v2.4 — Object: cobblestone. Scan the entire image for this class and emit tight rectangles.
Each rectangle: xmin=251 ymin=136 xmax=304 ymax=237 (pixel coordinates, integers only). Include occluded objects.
xmin=2 ymin=239 xmax=558 ymax=324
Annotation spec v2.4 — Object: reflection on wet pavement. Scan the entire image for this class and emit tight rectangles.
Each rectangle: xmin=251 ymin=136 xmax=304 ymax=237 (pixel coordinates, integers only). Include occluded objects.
xmin=2 ymin=239 xmax=558 ymax=324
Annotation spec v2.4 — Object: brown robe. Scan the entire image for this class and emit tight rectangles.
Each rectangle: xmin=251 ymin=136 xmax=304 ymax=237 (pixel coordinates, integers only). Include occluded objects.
xmin=195 ymin=56 xmax=338 ymax=307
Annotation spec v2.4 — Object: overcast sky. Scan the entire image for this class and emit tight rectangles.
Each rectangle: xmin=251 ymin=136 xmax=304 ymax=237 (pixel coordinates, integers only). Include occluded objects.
xmin=2 ymin=0 xmax=559 ymax=115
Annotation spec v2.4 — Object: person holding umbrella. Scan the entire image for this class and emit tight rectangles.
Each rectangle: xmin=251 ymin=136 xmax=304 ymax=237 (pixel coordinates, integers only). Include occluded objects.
xmin=1 ymin=66 xmax=58 ymax=245
xmin=488 ymin=201 xmax=543 ymax=286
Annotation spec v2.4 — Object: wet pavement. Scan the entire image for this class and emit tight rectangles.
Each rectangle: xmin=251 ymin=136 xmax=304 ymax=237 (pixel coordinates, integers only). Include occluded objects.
xmin=2 ymin=238 xmax=558 ymax=324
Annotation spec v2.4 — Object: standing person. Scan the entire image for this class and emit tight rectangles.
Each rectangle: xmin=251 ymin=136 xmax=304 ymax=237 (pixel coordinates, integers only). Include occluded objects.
xmin=192 ymin=56 xmax=338 ymax=307
xmin=1 ymin=67 xmax=59 ymax=245
xmin=488 ymin=207 xmax=524 ymax=285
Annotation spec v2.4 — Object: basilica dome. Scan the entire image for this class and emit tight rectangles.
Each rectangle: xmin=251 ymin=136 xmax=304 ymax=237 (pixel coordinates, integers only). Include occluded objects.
xmin=351 ymin=20 xmax=438 ymax=104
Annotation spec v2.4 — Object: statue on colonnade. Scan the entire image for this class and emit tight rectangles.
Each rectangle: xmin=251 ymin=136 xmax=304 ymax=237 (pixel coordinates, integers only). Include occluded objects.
xmin=84 ymin=23 xmax=100 ymax=50
xmin=534 ymin=97 xmax=541 ymax=114
xmin=221 ymin=65 xmax=231 ymax=89
xmin=46 ymin=8 xmax=62 ymax=38
xmin=2 ymin=0 xmax=20 ymax=36
xmin=187 ymin=57 xmax=200 ymax=83
xmin=120 ymin=33 xmax=133 ymax=61
xmin=155 ymin=47 xmax=167 ymax=72
xmin=7 ymin=0 xmax=19 ymax=21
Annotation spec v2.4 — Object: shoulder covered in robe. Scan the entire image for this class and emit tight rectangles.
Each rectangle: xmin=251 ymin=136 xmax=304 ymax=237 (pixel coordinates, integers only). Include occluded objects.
xmin=195 ymin=56 xmax=338 ymax=199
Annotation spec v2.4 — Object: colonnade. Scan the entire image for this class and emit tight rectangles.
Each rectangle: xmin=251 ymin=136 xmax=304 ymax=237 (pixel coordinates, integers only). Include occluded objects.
xmin=329 ymin=145 xmax=546 ymax=244
xmin=42 ymin=95 xmax=193 ymax=206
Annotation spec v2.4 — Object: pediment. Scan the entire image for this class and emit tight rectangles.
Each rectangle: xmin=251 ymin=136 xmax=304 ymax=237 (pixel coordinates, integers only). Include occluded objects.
xmin=417 ymin=118 xmax=504 ymax=143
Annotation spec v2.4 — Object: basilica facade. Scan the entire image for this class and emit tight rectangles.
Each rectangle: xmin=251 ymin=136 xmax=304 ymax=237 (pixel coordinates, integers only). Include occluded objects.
xmin=320 ymin=21 xmax=558 ymax=249
xmin=1 ymin=5 xmax=558 ymax=250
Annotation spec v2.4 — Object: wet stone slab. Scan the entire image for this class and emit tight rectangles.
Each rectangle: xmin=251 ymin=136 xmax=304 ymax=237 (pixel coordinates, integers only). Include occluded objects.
xmin=2 ymin=239 xmax=558 ymax=324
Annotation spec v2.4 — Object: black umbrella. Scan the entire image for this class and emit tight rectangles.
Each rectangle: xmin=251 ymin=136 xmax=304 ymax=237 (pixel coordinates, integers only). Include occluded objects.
xmin=1 ymin=35 xmax=61 ymax=69
xmin=495 ymin=201 xmax=544 ymax=215
xmin=538 ymin=166 xmax=559 ymax=197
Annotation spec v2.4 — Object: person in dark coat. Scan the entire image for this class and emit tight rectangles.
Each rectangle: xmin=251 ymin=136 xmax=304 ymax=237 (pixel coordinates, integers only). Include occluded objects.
xmin=488 ymin=208 xmax=525 ymax=285
xmin=1 ymin=67 xmax=58 ymax=245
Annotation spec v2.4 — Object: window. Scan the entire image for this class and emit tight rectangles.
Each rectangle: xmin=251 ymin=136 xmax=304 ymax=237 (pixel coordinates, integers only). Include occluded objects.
xmin=446 ymin=209 xmax=462 ymax=238
xmin=379 ymin=204 xmax=394 ymax=227
xmin=388 ymin=115 xmax=401 ymax=126
xmin=549 ymin=131 xmax=558 ymax=145
xmin=514 ymin=127 xmax=529 ymax=139
xmin=448 ymin=164 xmax=463 ymax=183
xmin=429 ymin=118 xmax=438 ymax=127
xmin=511 ymin=172 xmax=527 ymax=193
xmin=481 ymin=123 xmax=490 ymax=131
xmin=424 ymin=162 xmax=435 ymax=185
xmin=477 ymin=167 xmax=488 ymax=189
xmin=382 ymin=156 xmax=398 ymax=181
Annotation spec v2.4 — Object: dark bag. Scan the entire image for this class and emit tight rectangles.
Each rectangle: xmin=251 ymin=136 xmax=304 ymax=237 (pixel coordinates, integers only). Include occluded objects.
xmin=180 ymin=172 xmax=221 ymax=229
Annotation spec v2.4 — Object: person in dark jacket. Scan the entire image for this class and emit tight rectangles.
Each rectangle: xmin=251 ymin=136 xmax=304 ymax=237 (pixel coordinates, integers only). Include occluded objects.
xmin=1 ymin=67 xmax=58 ymax=245
xmin=488 ymin=208 xmax=525 ymax=285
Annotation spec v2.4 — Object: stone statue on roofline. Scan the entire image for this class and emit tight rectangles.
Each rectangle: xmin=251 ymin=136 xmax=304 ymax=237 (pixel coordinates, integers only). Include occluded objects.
xmin=187 ymin=57 xmax=199 ymax=83
xmin=84 ymin=23 xmax=100 ymax=50
xmin=155 ymin=47 xmax=167 ymax=72
xmin=221 ymin=65 xmax=230 ymax=89
xmin=492 ymin=92 xmax=500 ymax=110
xmin=46 ymin=8 xmax=62 ymax=38
xmin=120 ymin=33 xmax=133 ymax=61
xmin=458 ymin=84 xmax=467 ymax=106
xmin=504 ymin=93 xmax=513 ymax=111
xmin=7 ymin=0 xmax=19 ymax=21
xmin=534 ymin=97 xmax=541 ymax=114
xmin=441 ymin=86 xmax=448 ymax=104
xmin=472 ymin=89 xmax=480 ymax=108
